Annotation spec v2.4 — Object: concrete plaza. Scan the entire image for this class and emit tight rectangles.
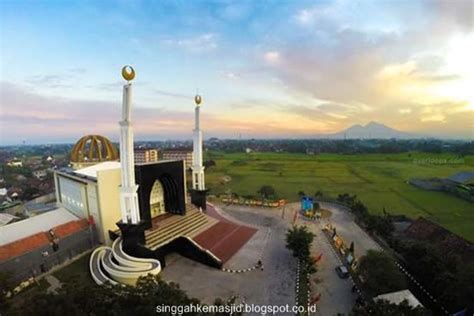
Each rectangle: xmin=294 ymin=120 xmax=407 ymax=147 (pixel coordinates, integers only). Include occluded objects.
xmin=161 ymin=202 xmax=381 ymax=315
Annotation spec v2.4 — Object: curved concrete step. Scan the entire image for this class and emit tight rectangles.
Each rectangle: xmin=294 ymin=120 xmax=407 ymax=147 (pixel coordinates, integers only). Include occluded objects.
xmin=89 ymin=246 xmax=118 ymax=286
xmin=89 ymin=238 xmax=161 ymax=286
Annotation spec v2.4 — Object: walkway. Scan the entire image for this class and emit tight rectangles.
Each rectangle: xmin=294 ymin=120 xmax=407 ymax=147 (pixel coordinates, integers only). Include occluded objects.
xmin=45 ymin=275 xmax=61 ymax=293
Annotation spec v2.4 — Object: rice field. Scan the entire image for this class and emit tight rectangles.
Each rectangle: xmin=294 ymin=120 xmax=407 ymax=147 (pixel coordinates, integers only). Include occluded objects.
xmin=205 ymin=152 xmax=474 ymax=241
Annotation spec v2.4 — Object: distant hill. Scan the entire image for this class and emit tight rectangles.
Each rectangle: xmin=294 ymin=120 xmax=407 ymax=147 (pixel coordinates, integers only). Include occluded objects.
xmin=326 ymin=121 xmax=418 ymax=139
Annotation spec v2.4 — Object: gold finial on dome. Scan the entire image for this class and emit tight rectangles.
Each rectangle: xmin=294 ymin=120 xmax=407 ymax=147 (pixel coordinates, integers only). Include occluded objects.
xmin=194 ymin=94 xmax=202 ymax=106
xmin=121 ymin=65 xmax=135 ymax=81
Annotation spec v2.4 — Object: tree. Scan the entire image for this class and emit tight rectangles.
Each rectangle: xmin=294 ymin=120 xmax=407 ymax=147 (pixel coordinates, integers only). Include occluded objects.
xmin=351 ymin=299 xmax=432 ymax=315
xmin=314 ymin=191 xmax=323 ymax=199
xmin=352 ymin=200 xmax=369 ymax=221
xmin=257 ymin=185 xmax=275 ymax=199
xmin=7 ymin=275 xmax=241 ymax=315
xmin=285 ymin=225 xmax=315 ymax=261
xmin=365 ymin=215 xmax=394 ymax=240
xmin=357 ymin=250 xmax=406 ymax=297
xmin=349 ymin=242 xmax=355 ymax=254
xmin=396 ymin=240 xmax=474 ymax=313
xmin=337 ymin=193 xmax=357 ymax=207
xmin=203 ymin=160 xmax=216 ymax=169
xmin=0 ymin=271 xmax=12 ymax=310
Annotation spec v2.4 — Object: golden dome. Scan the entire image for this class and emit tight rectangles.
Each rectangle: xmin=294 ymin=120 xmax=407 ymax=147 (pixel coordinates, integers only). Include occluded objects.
xmin=70 ymin=135 xmax=119 ymax=167
xmin=194 ymin=94 xmax=202 ymax=106
xmin=121 ymin=65 xmax=135 ymax=81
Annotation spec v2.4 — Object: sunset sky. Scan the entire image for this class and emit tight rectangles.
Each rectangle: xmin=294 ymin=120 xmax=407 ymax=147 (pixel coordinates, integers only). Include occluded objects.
xmin=0 ymin=0 xmax=473 ymax=145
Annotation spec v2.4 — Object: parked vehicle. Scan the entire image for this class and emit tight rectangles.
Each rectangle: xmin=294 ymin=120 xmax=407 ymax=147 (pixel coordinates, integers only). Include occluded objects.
xmin=335 ymin=265 xmax=350 ymax=279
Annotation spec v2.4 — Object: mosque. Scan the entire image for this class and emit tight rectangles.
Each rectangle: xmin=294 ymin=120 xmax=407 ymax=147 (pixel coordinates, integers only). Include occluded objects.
xmin=52 ymin=66 xmax=256 ymax=285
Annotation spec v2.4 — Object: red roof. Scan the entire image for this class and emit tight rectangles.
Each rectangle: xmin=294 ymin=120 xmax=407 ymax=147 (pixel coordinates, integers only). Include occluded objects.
xmin=0 ymin=219 xmax=90 ymax=262
xmin=0 ymin=232 xmax=50 ymax=262
xmin=53 ymin=219 xmax=89 ymax=238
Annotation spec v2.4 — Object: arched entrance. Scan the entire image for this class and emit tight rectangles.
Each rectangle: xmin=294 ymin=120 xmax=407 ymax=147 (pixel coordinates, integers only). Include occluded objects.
xmin=159 ymin=174 xmax=181 ymax=214
xmin=149 ymin=180 xmax=165 ymax=218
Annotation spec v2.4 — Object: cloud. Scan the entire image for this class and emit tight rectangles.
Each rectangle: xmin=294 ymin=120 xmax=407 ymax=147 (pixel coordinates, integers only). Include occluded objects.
xmin=224 ymin=72 xmax=239 ymax=80
xmin=399 ymin=108 xmax=412 ymax=114
xmin=67 ymin=68 xmax=87 ymax=74
xmin=252 ymin=1 xmax=472 ymax=138
xmin=217 ymin=3 xmax=251 ymax=21
xmin=92 ymin=81 xmax=124 ymax=91
xmin=0 ymin=81 xmax=194 ymax=144
xmin=264 ymin=51 xmax=280 ymax=64
xmin=153 ymin=89 xmax=191 ymax=100
xmin=161 ymin=33 xmax=217 ymax=52
xmin=294 ymin=1 xmax=346 ymax=26
xmin=26 ymin=74 xmax=74 ymax=89
xmin=428 ymin=0 xmax=473 ymax=32
xmin=0 ymin=82 xmax=339 ymax=144
xmin=1 ymin=0 xmax=472 ymax=141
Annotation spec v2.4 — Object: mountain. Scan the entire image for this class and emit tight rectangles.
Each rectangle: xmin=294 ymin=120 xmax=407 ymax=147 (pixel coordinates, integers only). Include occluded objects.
xmin=327 ymin=122 xmax=419 ymax=139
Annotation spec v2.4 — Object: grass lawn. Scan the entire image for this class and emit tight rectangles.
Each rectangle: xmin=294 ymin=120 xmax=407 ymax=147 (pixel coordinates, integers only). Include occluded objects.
xmin=6 ymin=254 xmax=95 ymax=312
xmin=7 ymin=278 xmax=49 ymax=307
xmin=205 ymin=151 xmax=474 ymax=241
xmin=53 ymin=253 xmax=97 ymax=288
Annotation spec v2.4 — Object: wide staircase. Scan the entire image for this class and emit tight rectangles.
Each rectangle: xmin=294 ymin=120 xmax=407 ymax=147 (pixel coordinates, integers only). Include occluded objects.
xmin=145 ymin=204 xmax=217 ymax=251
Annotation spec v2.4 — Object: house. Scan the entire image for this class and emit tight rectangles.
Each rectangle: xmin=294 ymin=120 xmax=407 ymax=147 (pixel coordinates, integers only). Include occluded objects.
xmin=405 ymin=217 xmax=474 ymax=262
xmin=0 ymin=188 xmax=8 ymax=205
xmin=161 ymin=148 xmax=193 ymax=169
xmin=446 ymin=171 xmax=474 ymax=187
xmin=0 ymin=213 xmax=19 ymax=227
xmin=7 ymin=160 xmax=23 ymax=167
xmin=33 ymin=170 xmax=48 ymax=180
xmin=375 ymin=289 xmax=423 ymax=308
xmin=444 ymin=171 xmax=474 ymax=201
xmin=16 ymin=175 xmax=27 ymax=182
xmin=134 ymin=148 xmax=159 ymax=164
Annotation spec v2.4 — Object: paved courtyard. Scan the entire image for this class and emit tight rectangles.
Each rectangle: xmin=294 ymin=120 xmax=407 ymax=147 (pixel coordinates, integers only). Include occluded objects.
xmin=161 ymin=203 xmax=296 ymax=311
xmin=161 ymin=202 xmax=381 ymax=315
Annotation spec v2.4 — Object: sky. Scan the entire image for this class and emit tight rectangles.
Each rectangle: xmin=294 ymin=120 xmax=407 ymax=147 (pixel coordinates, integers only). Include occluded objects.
xmin=0 ymin=0 xmax=473 ymax=145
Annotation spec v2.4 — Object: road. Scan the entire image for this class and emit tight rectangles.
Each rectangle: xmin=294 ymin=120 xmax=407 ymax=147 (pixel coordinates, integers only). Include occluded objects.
xmin=318 ymin=201 xmax=382 ymax=258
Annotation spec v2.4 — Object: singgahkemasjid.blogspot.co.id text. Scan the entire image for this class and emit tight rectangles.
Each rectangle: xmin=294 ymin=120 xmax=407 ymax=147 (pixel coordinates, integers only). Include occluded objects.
xmin=156 ymin=303 xmax=318 ymax=315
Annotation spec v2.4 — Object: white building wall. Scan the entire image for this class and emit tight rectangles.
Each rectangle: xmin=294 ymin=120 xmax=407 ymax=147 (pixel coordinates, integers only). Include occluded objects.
xmin=57 ymin=176 xmax=87 ymax=218
xmin=97 ymin=168 xmax=122 ymax=245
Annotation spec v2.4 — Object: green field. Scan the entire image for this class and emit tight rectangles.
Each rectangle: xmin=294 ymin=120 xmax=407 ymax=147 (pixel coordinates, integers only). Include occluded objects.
xmin=205 ymin=152 xmax=474 ymax=241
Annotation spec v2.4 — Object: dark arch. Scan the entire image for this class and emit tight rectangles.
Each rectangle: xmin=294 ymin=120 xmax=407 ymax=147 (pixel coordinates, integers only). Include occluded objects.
xmin=159 ymin=173 xmax=180 ymax=214
xmin=135 ymin=160 xmax=187 ymax=227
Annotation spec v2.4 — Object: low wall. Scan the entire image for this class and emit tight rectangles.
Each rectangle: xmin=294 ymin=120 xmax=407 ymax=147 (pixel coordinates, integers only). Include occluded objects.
xmin=0 ymin=226 xmax=97 ymax=284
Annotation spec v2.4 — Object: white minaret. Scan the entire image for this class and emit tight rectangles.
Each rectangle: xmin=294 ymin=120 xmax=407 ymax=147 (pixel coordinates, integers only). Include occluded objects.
xmin=192 ymin=95 xmax=205 ymax=191
xmin=118 ymin=66 xmax=140 ymax=224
